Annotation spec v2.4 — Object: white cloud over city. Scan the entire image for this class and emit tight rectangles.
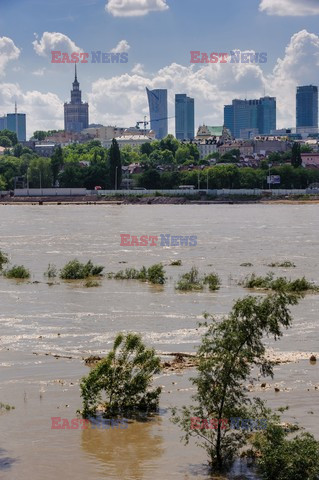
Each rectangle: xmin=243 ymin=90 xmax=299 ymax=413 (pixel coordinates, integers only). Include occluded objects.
xmin=1 ymin=30 xmax=319 ymax=136
xmin=259 ymin=0 xmax=319 ymax=16
xmin=106 ymin=0 xmax=169 ymax=17
xmin=32 ymin=32 xmax=82 ymax=57
xmin=0 ymin=37 xmax=21 ymax=77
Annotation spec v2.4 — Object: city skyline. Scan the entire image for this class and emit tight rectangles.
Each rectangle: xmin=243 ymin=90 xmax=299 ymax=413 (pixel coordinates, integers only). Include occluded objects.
xmin=1 ymin=1 xmax=319 ymax=137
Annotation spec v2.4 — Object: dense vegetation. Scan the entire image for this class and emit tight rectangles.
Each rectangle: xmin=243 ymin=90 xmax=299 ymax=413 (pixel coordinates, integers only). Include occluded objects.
xmin=175 ymin=267 xmax=220 ymax=291
xmin=109 ymin=264 xmax=166 ymax=285
xmin=242 ymin=273 xmax=319 ymax=293
xmin=60 ymin=259 xmax=104 ymax=280
xmin=0 ymin=134 xmax=318 ymax=191
xmin=4 ymin=265 xmax=31 ymax=279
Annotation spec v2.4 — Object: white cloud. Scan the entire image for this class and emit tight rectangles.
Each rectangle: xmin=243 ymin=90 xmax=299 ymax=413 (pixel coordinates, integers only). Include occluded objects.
xmin=88 ymin=30 xmax=319 ymax=132
xmin=2 ymin=29 xmax=319 ymax=139
xmin=0 ymin=82 xmax=64 ymax=136
xmin=106 ymin=0 xmax=169 ymax=17
xmin=32 ymin=32 xmax=82 ymax=57
xmin=32 ymin=68 xmax=46 ymax=76
xmin=259 ymin=0 xmax=319 ymax=16
xmin=0 ymin=36 xmax=20 ymax=77
xmin=132 ymin=63 xmax=145 ymax=75
xmin=111 ymin=40 xmax=131 ymax=53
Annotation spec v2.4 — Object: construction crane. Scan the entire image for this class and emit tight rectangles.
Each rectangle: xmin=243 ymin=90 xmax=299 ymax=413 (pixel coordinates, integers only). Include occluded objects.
xmin=135 ymin=115 xmax=176 ymax=132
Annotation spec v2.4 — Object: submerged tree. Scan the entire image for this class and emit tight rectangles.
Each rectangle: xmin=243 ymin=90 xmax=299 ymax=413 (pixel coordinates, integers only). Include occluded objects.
xmin=80 ymin=333 xmax=161 ymax=418
xmin=172 ymin=290 xmax=303 ymax=472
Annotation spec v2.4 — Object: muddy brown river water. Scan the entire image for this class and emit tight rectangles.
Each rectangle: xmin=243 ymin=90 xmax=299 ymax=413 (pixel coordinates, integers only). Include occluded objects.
xmin=0 ymin=204 xmax=318 ymax=479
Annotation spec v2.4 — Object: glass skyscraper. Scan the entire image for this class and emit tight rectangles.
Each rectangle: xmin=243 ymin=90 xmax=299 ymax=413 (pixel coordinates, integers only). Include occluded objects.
xmin=296 ymin=85 xmax=318 ymax=129
xmin=146 ymin=88 xmax=168 ymax=139
xmin=0 ymin=112 xmax=26 ymax=141
xmin=175 ymin=94 xmax=194 ymax=140
xmin=224 ymin=96 xmax=276 ymax=138
xmin=64 ymin=66 xmax=89 ymax=133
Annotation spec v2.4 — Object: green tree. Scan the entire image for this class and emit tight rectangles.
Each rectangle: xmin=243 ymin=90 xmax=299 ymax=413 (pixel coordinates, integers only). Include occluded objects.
xmin=27 ymin=158 xmax=53 ymax=188
xmin=0 ymin=129 xmax=17 ymax=145
xmin=58 ymin=161 xmax=85 ymax=188
xmin=253 ymin=425 xmax=319 ymax=480
xmin=32 ymin=131 xmax=47 ymax=141
xmin=0 ymin=136 xmax=12 ymax=148
xmin=140 ymin=142 xmax=153 ymax=156
xmin=0 ymin=175 xmax=6 ymax=191
xmin=80 ymin=332 xmax=161 ymax=418
xmin=109 ymin=138 xmax=122 ymax=189
xmin=291 ymin=142 xmax=302 ymax=168
xmin=172 ymin=291 xmax=302 ymax=472
xmin=159 ymin=135 xmax=179 ymax=155
xmin=138 ymin=169 xmax=161 ymax=189
xmin=50 ymin=146 xmax=64 ymax=185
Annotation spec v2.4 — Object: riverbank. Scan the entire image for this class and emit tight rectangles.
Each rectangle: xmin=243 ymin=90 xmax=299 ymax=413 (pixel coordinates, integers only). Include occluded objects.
xmin=1 ymin=194 xmax=319 ymax=205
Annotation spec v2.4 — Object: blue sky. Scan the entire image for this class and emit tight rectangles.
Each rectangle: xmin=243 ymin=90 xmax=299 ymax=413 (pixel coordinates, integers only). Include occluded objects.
xmin=1 ymin=0 xmax=319 ymax=137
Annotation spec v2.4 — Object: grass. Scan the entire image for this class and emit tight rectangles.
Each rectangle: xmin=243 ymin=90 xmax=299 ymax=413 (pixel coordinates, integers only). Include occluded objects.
xmin=170 ymin=260 xmax=182 ymax=266
xmin=241 ymin=272 xmax=319 ymax=293
xmin=4 ymin=265 xmax=30 ymax=279
xmin=267 ymin=261 xmax=296 ymax=268
xmin=0 ymin=250 xmax=8 ymax=271
xmin=60 ymin=259 xmax=104 ymax=280
xmin=110 ymin=264 xmax=166 ymax=285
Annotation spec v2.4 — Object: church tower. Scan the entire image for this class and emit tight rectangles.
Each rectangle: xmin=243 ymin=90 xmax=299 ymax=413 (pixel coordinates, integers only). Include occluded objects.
xmin=64 ymin=65 xmax=89 ymax=132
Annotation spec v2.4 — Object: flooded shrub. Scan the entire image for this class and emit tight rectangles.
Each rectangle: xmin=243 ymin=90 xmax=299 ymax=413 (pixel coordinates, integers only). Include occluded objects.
xmin=60 ymin=259 xmax=104 ymax=280
xmin=114 ymin=268 xmax=141 ymax=280
xmin=203 ymin=273 xmax=221 ymax=291
xmin=0 ymin=250 xmax=8 ymax=271
xmin=240 ymin=262 xmax=253 ymax=267
xmin=170 ymin=260 xmax=182 ymax=266
xmin=4 ymin=265 xmax=30 ymax=279
xmin=242 ymin=273 xmax=318 ymax=293
xmin=267 ymin=261 xmax=296 ymax=268
xmin=147 ymin=264 xmax=166 ymax=284
xmin=0 ymin=402 xmax=15 ymax=411
xmin=84 ymin=278 xmax=101 ymax=288
xmin=112 ymin=264 xmax=166 ymax=284
xmin=253 ymin=425 xmax=319 ymax=480
xmin=175 ymin=267 xmax=204 ymax=291
xmin=80 ymin=332 xmax=161 ymax=418
xmin=44 ymin=264 xmax=58 ymax=279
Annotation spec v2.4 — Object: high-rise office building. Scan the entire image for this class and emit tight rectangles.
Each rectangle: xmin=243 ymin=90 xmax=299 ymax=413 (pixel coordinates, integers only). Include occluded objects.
xmin=296 ymin=85 xmax=318 ymax=130
xmin=0 ymin=106 xmax=26 ymax=142
xmin=64 ymin=65 xmax=89 ymax=133
xmin=175 ymin=94 xmax=195 ymax=140
xmin=146 ymin=88 xmax=168 ymax=139
xmin=224 ymin=96 xmax=276 ymax=139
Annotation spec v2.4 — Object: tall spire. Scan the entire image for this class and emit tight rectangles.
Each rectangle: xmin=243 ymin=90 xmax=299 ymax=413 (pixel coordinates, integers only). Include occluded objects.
xmin=75 ymin=63 xmax=77 ymax=82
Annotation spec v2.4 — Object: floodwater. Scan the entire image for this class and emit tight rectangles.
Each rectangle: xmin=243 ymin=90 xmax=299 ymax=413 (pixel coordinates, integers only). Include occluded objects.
xmin=0 ymin=204 xmax=318 ymax=479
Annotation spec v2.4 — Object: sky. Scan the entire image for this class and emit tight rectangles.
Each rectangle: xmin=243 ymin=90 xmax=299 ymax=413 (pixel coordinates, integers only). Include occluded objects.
xmin=1 ymin=0 xmax=319 ymax=138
